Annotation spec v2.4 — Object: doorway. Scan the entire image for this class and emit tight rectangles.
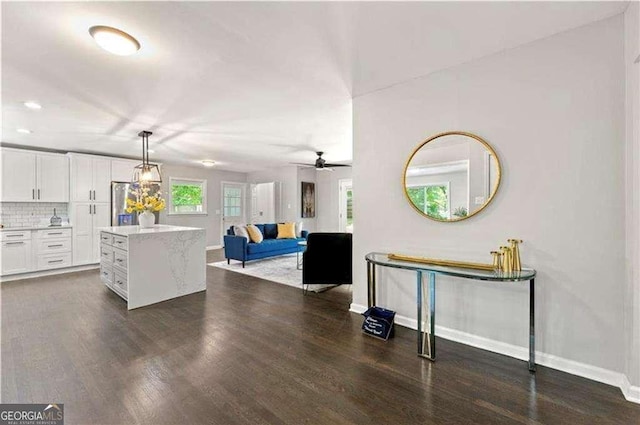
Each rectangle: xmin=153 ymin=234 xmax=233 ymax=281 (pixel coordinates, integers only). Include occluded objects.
xmin=338 ymin=179 xmax=353 ymax=233
xmin=221 ymin=182 xmax=246 ymax=244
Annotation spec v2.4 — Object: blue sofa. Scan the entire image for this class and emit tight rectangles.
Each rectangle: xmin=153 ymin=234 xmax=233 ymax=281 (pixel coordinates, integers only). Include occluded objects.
xmin=224 ymin=223 xmax=308 ymax=267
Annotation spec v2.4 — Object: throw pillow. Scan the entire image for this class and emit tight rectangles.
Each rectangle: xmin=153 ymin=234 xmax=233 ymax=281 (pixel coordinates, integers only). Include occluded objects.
xmin=295 ymin=221 xmax=303 ymax=238
xmin=246 ymin=224 xmax=264 ymax=243
xmin=233 ymin=225 xmax=250 ymax=242
xmin=263 ymin=223 xmax=278 ymax=239
xmin=277 ymin=222 xmax=296 ymax=239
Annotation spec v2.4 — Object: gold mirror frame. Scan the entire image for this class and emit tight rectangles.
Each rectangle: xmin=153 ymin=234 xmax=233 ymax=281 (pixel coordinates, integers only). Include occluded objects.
xmin=403 ymin=131 xmax=502 ymax=222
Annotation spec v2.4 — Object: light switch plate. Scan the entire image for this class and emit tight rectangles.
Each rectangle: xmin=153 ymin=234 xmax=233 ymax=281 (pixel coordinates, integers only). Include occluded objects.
xmin=475 ymin=196 xmax=485 ymax=205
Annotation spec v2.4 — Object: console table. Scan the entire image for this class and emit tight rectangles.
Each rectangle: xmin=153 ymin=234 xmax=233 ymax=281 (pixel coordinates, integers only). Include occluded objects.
xmin=365 ymin=252 xmax=537 ymax=371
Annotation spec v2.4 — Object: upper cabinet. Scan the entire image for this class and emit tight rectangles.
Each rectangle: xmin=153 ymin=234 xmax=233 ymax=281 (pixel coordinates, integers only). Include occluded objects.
xmin=111 ymin=159 xmax=139 ymax=183
xmin=68 ymin=154 xmax=111 ymax=202
xmin=0 ymin=148 xmax=69 ymax=202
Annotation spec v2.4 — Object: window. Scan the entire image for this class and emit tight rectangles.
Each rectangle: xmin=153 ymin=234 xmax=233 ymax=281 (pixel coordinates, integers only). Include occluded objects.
xmin=169 ymin=177 xmax=207 ymax=215
xmin=407 ymin=183 xmax=450 ymax=220
xmin=223 ymin=186 xmax=243 ymax=217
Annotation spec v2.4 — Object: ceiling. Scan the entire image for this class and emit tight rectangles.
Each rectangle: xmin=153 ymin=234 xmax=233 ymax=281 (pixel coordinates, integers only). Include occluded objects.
xmin=1 ymin=1 xmax=627 ymax=172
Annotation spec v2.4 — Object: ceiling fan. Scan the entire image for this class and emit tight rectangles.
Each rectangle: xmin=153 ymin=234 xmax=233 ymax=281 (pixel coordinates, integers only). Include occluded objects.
xmin=294 ymin=152 xmax=351 ymax=171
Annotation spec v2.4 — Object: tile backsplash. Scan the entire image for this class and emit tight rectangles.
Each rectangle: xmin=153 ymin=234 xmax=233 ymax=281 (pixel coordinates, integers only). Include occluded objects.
xmin=0 ymin=203 xmax=69 ymax=228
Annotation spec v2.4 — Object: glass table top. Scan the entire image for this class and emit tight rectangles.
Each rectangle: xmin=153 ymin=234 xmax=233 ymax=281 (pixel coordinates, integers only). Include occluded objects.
xmin=366 ymin=252 xmax=536 ymax=282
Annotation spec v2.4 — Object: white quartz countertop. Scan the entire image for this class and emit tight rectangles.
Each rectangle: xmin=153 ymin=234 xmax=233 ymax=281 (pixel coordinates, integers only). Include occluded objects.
xmin=98 ymin=224 xmax=204 ymax=236
xmin=1 ymin=224 xmax=73 ymax=231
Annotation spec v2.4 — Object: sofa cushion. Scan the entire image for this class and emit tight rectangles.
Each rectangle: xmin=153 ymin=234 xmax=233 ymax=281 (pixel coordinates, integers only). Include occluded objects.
xmin=262 ymin=223 xmax=278 ymax=239
xmin=277 ymin=223 xmax=296 ymax=239
xmin=247 ymin=238 xmax=300 ymax=254
xmin=254 ymin=224 xmax=265 ymax=236
xmin=246 ymin=224 xmax=264 ymax=243
xmin=233 ymin=225 xmax=250 ymax=242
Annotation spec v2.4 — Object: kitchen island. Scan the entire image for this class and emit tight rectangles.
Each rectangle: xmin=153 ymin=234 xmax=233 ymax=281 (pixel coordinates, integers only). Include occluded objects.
xmin=98 ymin=225 xmax=206 ymax=309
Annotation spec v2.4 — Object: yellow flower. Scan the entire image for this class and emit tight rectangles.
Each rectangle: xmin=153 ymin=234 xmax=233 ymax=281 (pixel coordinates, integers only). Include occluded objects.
xmin=125 ymin=207 xmax=133 ymax=213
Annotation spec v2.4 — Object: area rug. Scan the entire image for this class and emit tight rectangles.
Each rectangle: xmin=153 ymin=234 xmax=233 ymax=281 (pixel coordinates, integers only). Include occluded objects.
xmin=208 ymin=254 xmax=335 ymax=292
xmin=208 ymin=254 xmax=302 ymax=288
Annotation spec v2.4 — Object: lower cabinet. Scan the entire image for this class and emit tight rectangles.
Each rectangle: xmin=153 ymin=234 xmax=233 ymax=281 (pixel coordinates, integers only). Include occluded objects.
xmin=1 ymin=228 xmax=73 ymax=276
xmin=71 ymin=203 xmax=110 ymax=265
xmin=1 ymin=239 xmax=32 ymax=275
xmin=100 ymin=231 xmax=128 ymax=301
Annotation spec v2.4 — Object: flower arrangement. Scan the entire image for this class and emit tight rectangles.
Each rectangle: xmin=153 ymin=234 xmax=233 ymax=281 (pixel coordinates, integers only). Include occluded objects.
xmin=125 ymin=186 xmax=166 ymax=213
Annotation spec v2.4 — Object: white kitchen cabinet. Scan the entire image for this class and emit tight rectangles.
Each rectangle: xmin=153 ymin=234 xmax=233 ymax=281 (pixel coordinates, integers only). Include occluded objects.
xmin=1 ymin=148 xmax=69 ymax=202
xmin=69 ymin=154 xmax=111 ymax=202
xmin=110 ymin=159 xmax=138 ymax=183
xmin=37 ymin=153 xmax=69 ymax=202
xmin=71 ymin=202 xmax=110 ymax=265
xmin=1 ymin=239 xmax=33 ymax=275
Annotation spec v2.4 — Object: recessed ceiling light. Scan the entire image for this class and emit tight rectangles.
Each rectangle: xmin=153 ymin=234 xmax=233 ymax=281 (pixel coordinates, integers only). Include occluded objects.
xmin=89 ymin=25 xmax=140 ymax=56
xmin=17 ymin=128 xmax=32 ymax=134
xmin=24 ymin=101 xmax=42 ymax=110
xmin=201 ymin=160 xmax=215 ymax=167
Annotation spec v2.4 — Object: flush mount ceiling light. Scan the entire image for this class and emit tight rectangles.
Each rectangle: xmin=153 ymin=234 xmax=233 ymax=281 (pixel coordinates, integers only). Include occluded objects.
xmin=24 ymin=101 xmax=42 ymax=110
xmin=89 ymin=25 xmax=140 ymax=56
xmin=16 ymin=128 xmax=32 ymax=134
xmin=201 ymin=160 xmax=215 ymax=167
xmin=132 ymin=131 xmax=162 ymax=184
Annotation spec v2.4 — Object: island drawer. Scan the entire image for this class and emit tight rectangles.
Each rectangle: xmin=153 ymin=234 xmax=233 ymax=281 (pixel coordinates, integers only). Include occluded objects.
xmin=36 ymin=229 xmax=71 ymax=240
xmin=100 ymin=244 xmax=114 ymax=263
xmin=113 ymin=270 xmax=128 ymax=295
xmin=100 ymin=266 xmax=113 ymax=284
xmin=36 ymin=238 xmax=71 ymax=254
xmin=37 ymin=253 xmax=72 ymax=270
xmin=112 ymin=235 xmax=127 ymax=251
xmin=100 ymin=232 xmax=113 ymax=246
xmin=0 ymin=230 xmax=31 ymax=241
xmin=113 ymin=248 xmax=127 ymax=270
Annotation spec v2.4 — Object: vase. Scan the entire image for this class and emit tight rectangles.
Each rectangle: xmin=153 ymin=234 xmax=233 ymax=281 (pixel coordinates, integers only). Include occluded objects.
xmin=138 ymin=210 xmax=155 ymax=228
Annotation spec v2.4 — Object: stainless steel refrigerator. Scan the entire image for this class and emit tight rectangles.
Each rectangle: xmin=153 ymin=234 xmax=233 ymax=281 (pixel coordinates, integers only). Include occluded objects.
xmin=111 ymin=181 xmax=161 ymax=226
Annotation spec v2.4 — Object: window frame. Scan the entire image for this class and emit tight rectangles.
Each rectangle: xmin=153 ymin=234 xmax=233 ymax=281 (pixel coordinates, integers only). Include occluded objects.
xmin=168 ymin=177 xmax=208 ymax=216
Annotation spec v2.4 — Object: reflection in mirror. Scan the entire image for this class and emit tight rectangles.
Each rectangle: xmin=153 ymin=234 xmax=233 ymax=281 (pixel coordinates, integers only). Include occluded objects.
xmin=404 ymin=132 xmax=500 ymax=222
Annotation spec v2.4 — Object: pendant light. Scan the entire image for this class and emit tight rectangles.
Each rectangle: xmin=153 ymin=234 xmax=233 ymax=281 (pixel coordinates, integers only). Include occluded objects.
xmin=132 ymin=131 xmax=162 ymax=184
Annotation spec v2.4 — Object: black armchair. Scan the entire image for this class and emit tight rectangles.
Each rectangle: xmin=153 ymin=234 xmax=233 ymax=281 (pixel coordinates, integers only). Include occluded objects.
xmin=302 ymin=233 xmax=352 ymax=291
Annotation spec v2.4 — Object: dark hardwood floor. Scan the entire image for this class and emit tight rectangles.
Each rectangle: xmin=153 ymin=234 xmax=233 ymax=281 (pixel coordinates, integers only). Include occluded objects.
xmin=2 ymin=249 xmax=639 ymax=424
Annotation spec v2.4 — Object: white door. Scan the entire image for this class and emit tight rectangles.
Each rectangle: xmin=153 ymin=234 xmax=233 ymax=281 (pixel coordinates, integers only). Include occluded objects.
xmin=92 ymin=158 xmax=112 ymax=202
xmin=221 ymin=182 xmax=246 ymax=241
xmin=71 ymin=156 xmax=93 ymax=202
xmin=37 ymin=154 xmax=69 ymax=202
xmin=1 ymin=149 xmax=37 ymax=202
xmin=92 ymin=204 xmax=111 ymax=263
xmin=111 ymin=159 xmax=137 ymax=183
xmin=72 ymin=203 xmax=93 ymax=265
xmin=1 ymin=240 xmax=32 ymax=275
xmin=338 ymin=179 xmax=353 ymax=233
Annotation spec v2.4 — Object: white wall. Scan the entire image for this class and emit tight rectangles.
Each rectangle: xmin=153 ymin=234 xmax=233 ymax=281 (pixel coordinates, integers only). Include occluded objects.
xmin=624 ymin=1 xmax=640 ymax=393
xmin=316 ymin=167 xmax=352 ymax=231
xmin=353 ymin=14 xmax=627 ymax=381
xmin=160 ymin=164 xmax=246 ymax=247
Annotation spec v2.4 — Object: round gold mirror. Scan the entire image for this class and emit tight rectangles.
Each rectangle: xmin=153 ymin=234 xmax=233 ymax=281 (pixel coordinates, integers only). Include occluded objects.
xmin=403 ymin=131 xmax=501 ymax=222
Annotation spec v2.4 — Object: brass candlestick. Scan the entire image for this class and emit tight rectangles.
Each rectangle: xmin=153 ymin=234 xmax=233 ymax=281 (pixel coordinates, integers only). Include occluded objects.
xmin=507 ymin=239 xmax=523 ymax=271
xmin=501 ymin=246 xmax=513 ymax=273
xmin=490 ymin=251 xmax=501 ymax=271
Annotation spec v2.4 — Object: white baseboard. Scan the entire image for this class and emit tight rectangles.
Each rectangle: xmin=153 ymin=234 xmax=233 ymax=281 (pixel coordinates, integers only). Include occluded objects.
xmin=206 ymin=245 xmax=222 ymax=250
xmin=1 ymin=264 xmax=100 ymax=283
xmin=350 ymin=303 xmax=639 ymax=404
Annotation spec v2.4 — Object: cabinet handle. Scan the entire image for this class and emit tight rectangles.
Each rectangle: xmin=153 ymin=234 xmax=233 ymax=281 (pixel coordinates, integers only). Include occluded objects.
xmin=89 ymin=205 xmax=92 ymax=215
xmin=116 ymin=258 xmax=123 ymax=262
xmin=89 ymin=190 xmax=92 ymax=200
xmin=48 ymin=259 xmax=64 ymax=264
xmin=93 ymin=190 xmax=96 ymax=200
xmin=93 ymin=205 xmax=96 ymax=214
xmin=32 ymin=189 xmax=35 ymax=199
xmin=48 ymin=244 xmax=64 ymax=248
xmin=6 ymin=234 xmax=23 ymax=238
xmin=47 ymin=232 xmax=63 ymax=236
xmin=5 ymin=242 xmax=24 ymax=245
xmin=38 ymin=189 xmax=40 ymax=200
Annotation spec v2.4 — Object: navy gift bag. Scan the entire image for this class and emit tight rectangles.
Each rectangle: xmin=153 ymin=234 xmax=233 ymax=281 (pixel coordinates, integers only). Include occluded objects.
xmin=362 ymin=306 xmax=395 ymax=340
